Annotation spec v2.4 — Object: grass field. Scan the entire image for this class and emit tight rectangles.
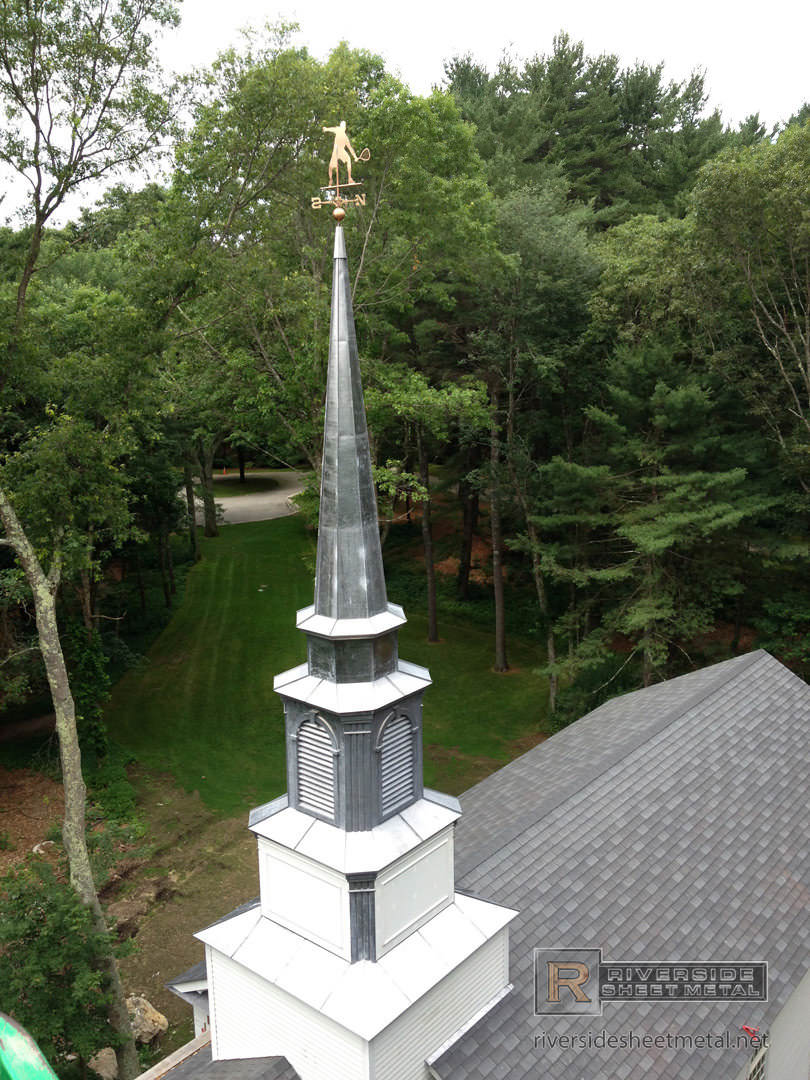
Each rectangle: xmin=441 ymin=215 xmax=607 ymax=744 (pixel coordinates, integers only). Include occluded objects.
xmin=104 ymin=516 xmax=550 ymax=814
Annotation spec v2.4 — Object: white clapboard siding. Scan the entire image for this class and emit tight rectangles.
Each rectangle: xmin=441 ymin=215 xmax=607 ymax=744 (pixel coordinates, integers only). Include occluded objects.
xmin=380 ymin=715 xmax=414 ymax=815
xmin=297 ymin=719 xmax=336 ymax=818
xmin=370 ymin=929 xmax=510 ymax=1080
xmin=208 ymin=948 xmax=367 ymax=1080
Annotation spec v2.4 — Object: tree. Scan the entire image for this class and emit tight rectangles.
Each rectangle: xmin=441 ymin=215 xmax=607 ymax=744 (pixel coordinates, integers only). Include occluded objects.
xmin=0 ymin=0 xmax=178 ymax=341
xmin=446 ymin=36 xmax=727 ymax=220
xmin=366 ymin=364 xmax=488 ymax=643
xmin=536 ymin=342 xmax=773 ymax=687
xmin=0 ymin=2 xmax=179 ymax=1075
xmin=692 ymin=122 xmax=810 ymax=490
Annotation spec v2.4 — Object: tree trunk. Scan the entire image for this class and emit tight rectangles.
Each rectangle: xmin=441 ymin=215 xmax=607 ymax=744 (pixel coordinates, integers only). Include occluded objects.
xmin=490 ymin=389 xmax=509 ymax=672
xmin=457 ymin=475 xmax=479 ymax=602
xmin=158 ymin=534 xmax=171 ymax=608
xmin=134 ymin=551 xmax=147 ymax=615
xmin=183 ymin=462 xmax=199 ymax=561
xmin=78 ymin=568 xmax=94 ymax=638
xmin=166 ymin=533 xmax=176 ymax=595
xmin=196 ymin=438 xmax=219 ymax=538
xmin=506 ymin=457 xmax=556 ymax=711
xmin=0 ymin=489 xmax=139 ymax=1080
xmin=238 ymin=447 xmax=246 ymax=484
xmin=526 ymin=519 xmax=557 ymax=711
xmin=416 ymin=428 xmax=438 ymax=643
xmin=12 ymin=217 xmax=44 ymax=345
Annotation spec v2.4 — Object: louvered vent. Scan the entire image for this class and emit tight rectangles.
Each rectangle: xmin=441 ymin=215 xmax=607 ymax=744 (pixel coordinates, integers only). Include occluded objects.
xmin=297 ymin=718 xmax=336 ymax=819
xmin=380 ymin=715 xmax=415 ymax=816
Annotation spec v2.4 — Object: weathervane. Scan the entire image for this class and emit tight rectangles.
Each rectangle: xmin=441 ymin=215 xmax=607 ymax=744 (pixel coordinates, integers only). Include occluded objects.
xmin=311 ymin=120 xmax=371 ymax=221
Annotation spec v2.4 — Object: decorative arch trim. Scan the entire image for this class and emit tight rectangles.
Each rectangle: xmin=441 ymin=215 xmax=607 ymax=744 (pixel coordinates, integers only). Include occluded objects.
xmin=291 ymin=711 xmax=340 ymax=754
xmin=375 ymin=709 xmax=418 ymax=751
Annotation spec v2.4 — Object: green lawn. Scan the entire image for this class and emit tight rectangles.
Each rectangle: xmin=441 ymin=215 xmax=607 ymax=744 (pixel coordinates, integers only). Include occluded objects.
xmin=105 ymin=516 xmax=549 ymax=814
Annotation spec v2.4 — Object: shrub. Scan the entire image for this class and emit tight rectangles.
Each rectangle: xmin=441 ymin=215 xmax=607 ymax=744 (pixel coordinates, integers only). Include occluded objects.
xmin=0 ymin=859 xmax=114 ymax=1074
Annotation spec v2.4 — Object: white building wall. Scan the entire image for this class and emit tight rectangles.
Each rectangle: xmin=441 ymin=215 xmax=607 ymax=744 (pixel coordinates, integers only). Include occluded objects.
xmin=207 ymin=947 xmax=368 ymax=1080
xmin=370 ymin=927 xmax=511 ymax=1080
xmin=732 ymin=967 xmax=810 ymax=1080
xmin=375 ymin=828 xmax=454 ymax=957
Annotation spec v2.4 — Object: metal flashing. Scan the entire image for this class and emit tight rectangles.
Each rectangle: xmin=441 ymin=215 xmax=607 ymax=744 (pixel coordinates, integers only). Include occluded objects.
xmin=296 ymin=603 xmax=407 ymax=640
xmin=274 ymin=665 xmax=431 ymax=714
xmin=248 ymin=794 xmax=288 ymax=829
xmin=249 ymin=799 xmax=459 ymax=875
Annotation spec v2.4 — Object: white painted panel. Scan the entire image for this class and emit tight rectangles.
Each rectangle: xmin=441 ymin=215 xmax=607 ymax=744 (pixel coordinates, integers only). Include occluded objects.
xmin=259 ymin=842 xmax=350 ymax=959
xmin=375 ymin=831 xmax=454 ymax=955
xmin=208 ymin=949 xmax=368 ymax=1080
xmin=371 ymin=929 xmax=510 ymax=1080
xmin=192 ymin=1001 xmax=209 ymax=1038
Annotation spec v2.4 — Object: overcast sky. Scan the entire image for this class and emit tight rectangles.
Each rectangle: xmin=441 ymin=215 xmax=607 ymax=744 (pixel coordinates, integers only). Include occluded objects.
xmin=160 ymin=0 xmax=808 ymax=130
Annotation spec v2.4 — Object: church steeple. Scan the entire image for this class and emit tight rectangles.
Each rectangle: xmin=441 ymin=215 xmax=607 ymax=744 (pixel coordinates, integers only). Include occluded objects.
xmin=196 ymin=135 xmax=516 ymax=1080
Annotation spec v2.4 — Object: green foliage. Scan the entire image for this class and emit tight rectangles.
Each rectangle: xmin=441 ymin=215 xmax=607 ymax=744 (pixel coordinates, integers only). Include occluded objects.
xmin=0 ymin=0 xmax=179 ymax=225
xmin=445 ymin=36 xmax=727 ymax=218
xmin=0 ymin=860 xmax=114 ymax=1072
xmin=755 ymin=589 xmax=810 ymax=680
xmin=62 ymin=626 xmax=111 ymax=763
xmin=692 ymin=122 xmax=810 ymax=486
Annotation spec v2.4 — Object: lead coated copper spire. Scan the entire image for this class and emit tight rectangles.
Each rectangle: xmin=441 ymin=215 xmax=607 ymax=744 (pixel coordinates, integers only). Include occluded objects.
xmin=314 ymin=226 xmax=387 ymax=620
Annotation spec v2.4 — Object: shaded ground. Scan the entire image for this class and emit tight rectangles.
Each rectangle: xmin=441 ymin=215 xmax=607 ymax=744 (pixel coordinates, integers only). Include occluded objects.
xmin=0 ymin=764 xmax=63 ymax=871
xmin=112 ymin=769 xmax=260 ymax=1053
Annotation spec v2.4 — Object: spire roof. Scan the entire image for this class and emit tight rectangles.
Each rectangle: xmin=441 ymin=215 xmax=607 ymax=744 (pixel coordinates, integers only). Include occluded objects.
xmin=313 ymin=225 xmax=387 ymax=621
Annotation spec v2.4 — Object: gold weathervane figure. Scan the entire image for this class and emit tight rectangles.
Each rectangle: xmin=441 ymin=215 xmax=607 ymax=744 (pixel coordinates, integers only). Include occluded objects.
xmin=311 ymin=120 xmax=371 ymax=220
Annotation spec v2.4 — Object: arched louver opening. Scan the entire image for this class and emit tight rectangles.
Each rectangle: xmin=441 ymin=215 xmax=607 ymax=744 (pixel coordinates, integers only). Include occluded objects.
xmin=379 ymin=714 xmax=415 ymax=816
xmin=297 ymin=717 xmax=336 ymax=819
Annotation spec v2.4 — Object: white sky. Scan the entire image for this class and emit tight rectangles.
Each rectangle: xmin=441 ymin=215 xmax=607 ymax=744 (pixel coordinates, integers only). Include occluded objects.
xmin=161 ymin=0 xmax=809 ymax=129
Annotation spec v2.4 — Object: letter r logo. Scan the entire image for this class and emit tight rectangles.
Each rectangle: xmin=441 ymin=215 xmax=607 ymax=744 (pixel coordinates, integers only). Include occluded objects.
xmin=547 ymin=961 xmax=591 ymax=1002
xmin=534 ymin=949 xmax=602 ymax=1015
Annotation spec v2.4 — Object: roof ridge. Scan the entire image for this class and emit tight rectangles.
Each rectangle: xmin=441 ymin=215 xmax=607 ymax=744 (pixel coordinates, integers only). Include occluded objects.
xmin=455 ymin=650 xmax=771 ymax=881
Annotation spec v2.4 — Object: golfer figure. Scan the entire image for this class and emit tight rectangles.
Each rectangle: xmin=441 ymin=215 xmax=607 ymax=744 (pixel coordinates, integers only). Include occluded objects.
xmin=324 ymin=121 xmax=359 ymax=186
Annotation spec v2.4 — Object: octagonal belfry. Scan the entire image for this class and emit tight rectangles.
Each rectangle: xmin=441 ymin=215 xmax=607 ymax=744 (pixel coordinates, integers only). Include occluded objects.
xmin=197 ymin=222 xmax=516 ymax=1080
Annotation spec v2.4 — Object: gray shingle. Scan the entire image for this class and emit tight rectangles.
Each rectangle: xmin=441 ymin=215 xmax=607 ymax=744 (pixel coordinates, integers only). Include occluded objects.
xmin=158 ymin=1044 xmax=298 ymax=1080
xmin=434 ymin=650 xmax=810 ymax=1080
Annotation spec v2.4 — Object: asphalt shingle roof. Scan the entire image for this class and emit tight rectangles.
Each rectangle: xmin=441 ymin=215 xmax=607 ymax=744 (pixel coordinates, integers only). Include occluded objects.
xmin=160 ymin=1044 xmax=298 ymax=1080
xmin=432 ymin=649 xmax=810 ymax=1079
